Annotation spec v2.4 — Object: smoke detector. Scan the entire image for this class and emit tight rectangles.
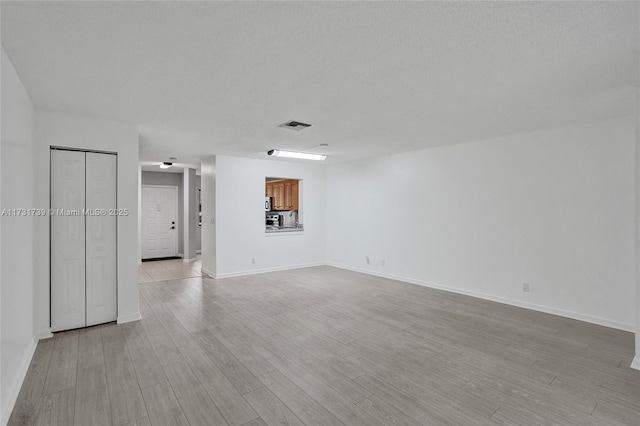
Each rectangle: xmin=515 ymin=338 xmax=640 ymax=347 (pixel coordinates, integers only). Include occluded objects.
xmin=278 ymin=120 xmax=312 ymax=131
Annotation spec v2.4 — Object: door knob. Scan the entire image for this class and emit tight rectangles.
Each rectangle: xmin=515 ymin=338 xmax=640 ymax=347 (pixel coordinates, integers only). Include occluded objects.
xmin=172 ymin=221 xmax=175 ymax=224
xmin=171 ymin=226 xmax=175 ymax=230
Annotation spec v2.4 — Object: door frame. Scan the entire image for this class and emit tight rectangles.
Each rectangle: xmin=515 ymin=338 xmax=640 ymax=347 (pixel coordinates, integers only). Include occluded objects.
xmin=141 ymin=184 xmax=179 ymax=259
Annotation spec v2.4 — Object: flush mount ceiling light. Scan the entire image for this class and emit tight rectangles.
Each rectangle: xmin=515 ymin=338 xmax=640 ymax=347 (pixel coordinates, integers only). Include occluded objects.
xmin=278 ymin=120 xmax=312 ymax=131
xmin=267 ymin=149 xmax=326 ymax=161
xmin=159 ymin=162 xmax=173 ymax=169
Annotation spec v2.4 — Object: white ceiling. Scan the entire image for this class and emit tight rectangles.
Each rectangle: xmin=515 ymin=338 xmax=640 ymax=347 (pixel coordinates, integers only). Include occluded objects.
xmin=2 ymin=1 xmax=638 ymax=165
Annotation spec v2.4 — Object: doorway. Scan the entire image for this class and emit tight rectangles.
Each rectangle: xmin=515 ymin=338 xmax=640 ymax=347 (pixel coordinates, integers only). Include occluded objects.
xmin=141 ymin=185 xmax=178 ymax=259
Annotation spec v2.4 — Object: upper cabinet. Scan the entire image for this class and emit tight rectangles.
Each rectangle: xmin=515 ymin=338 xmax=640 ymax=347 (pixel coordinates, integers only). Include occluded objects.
xmin=273 ymin=181 xmax=285 ymax=210
xmin=284 ymin=180 xmax=298 ymax=210
xmin=266 ymin=179 xmax=299 ymax=210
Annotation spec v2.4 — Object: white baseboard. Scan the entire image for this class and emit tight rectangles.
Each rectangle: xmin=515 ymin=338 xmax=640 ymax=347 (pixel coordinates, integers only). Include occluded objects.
xmin=1 ymin=337 xmax=38 ymax=426
xmin=327 ymin=262 xmax=636 ymax=333
xmin=117 ymin=312 xmax=142 ymax=324
xmin=35 ymin=329 xmax=53 ymax=340
xmin=201 ymin=267 xmax=215 ymax=278
xmin=184 ymin=259 xmax=637 ymax=333
xmin=196 ymin=250 xmax=202 ymax=254
xmin=183 ymin=257 xmax=197 ymax=264
xmin=631 ymin=356 xmax=640 ymax=371
xmin=214 ymin=262 xmax=325 ymax=279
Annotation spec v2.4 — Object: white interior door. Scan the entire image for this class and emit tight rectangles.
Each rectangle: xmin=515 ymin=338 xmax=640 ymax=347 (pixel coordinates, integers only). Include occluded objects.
xmin=85 ymin=152 xmax=117 ymax=326
xmin=51 ymin=150 xmax=86 ymax=332
xmin=142 ymin=186 xmax=177 ymax=259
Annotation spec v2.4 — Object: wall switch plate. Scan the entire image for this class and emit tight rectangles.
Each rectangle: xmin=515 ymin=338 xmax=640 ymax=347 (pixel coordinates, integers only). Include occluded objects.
xmin=522 ymin=282 xmax=530 ymax=292
xmin=365 ymin=256 xmax=370 ymax=264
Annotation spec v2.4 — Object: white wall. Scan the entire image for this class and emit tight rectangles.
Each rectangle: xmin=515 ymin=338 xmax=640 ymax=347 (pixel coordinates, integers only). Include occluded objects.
xmin=196 ymin=175 xmax=201 ymax=252
xmin=1 ymin=48 xmax=37 ymax=425
xmin=34 ymin=111 xmax=141 ymax=335
xmin=201 ymin=156 xmax=216 ymax=277
xmin=634 ymin=85 xmax=640 ymax=370
xmin=327 ymin=116 xmax=636 ymax=331
xmin=214 ymin=155 xmax=326 ymax=278
xmin=183 ymin=168 xmax=197 ymax=262
xmin=138 ymin=165 xmax=142 ymax=264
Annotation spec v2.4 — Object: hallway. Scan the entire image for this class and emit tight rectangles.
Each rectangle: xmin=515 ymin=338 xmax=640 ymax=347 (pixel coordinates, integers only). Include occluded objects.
xmin=138 ymin=256 xmax=202 ymax=283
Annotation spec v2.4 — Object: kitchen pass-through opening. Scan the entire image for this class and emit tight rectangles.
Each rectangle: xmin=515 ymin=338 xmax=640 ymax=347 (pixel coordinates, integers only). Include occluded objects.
xmin=265 ymin=177 xmax=303 ymax=233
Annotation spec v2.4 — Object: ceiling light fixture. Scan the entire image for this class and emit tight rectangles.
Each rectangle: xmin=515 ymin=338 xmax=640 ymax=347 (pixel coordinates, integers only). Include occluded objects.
xmin=267 ymin=149 xmax=326 ymax=161
xmin=278 ymin=120 xmax=312 ymax=131
xmin=159 ymin=162 xmax=173 ymax=169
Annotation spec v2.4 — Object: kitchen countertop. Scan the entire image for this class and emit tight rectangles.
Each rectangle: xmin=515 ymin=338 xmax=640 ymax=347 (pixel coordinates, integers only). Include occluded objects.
xmin=265 ymin=225 xmax=304 ymax=233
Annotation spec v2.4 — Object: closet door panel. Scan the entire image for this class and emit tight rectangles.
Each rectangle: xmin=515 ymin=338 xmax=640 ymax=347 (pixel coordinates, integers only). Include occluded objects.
xmin=85 ymin=152 xmax=117 ymax=326
xmin=51 ymin=150 xmax=86 ymax=332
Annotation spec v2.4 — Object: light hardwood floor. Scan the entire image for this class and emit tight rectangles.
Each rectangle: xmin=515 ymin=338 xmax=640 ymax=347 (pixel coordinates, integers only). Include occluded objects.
xmin=138 ymin=256 xmax=202 ymax=284
xmin=9 ymin=266 xmax=640 ymax=425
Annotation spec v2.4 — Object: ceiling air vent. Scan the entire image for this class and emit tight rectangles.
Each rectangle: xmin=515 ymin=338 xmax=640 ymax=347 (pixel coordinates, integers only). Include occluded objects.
xmin=278 ymin=120 xmax=312 ymax=131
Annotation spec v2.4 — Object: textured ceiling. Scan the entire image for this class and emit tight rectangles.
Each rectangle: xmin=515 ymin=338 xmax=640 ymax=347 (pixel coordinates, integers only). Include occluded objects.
xmin=2 ymin=1 xmax=639 ymax=164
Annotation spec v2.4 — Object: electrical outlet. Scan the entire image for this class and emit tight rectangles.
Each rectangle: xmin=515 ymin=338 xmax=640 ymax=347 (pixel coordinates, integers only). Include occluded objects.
xmin=381 ymin=259 xmax=385 ymax=266
xmin=522 ymin=282 xmax=530 ymax=292
xmin=251 ymin=257 xmax=255 ymax=264
xmin=365 ymin=256 xmax=370 ymax=264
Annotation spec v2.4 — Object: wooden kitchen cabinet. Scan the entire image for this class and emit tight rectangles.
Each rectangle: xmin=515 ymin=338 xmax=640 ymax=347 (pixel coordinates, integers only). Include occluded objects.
xmin=272 ymin=182 xmax=285 ymax=210
xmin=266 ymin=179 xmax=298 ymax=210
xmin=285 ymin=180 xmax=298 ymax=210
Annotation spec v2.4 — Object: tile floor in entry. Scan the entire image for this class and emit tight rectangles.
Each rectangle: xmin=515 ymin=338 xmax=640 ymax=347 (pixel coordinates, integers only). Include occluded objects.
xmin=138 ymin=255 xmax=202 ymax=283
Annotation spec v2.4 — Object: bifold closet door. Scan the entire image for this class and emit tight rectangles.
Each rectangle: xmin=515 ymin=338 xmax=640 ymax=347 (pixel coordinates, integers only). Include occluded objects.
xmin=51 ymin=150 xmax=87 ymax=331
xmin=85 ymin=152 xmax=117 ymax=326
xmin=51 ymin=149 xmax=117 ymax=332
